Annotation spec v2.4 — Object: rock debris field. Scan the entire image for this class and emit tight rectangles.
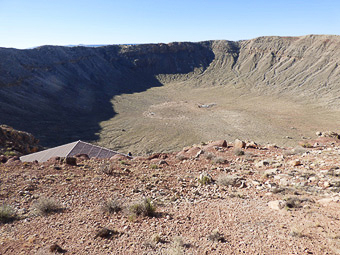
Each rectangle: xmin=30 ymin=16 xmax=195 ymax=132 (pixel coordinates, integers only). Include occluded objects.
xmin=1 ymin=135 xmax=340 ymax=254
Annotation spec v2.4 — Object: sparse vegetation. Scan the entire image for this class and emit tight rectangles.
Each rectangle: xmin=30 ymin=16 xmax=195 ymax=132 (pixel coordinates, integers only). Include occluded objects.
xmin=205 ymin=152 xmax=215 ymax=160
xmin=129 ymin=198 xmax=156 ymax=217
xmin=301 ymin=142 xmax=313 ymax=148
xmin=150 ymin=164 xmax=158 ymax=169
xmin=176 ymin=154 xmax=188 ymax=161
xmin=99 ymin=163 xmax=114 ymax=175
xmin=198 ymin=173 xmax=212 ymax=185
xmin=234 ymin=148 xmax=245 ymax=156
xmin=217 ymin=174 xmax=239 ymax=187
xmin=120 ymin=160 xmax=129 ymax=165
xmin=3 ymin=150 xmax=17 ymax=157
xmin=94 ymin=227 xmax=118 ymax=239
xmin=168 ymin=236 xmax=186 ymax=255
xmin=0 ymin=204 xmax=17 ymax=223
xmin=212 ymin=157 xmax=228 ymax=164
xmin=207 ymin=229 xmax=226 ymax=242
xmin=32 ymin=197 xmax=63 ymax=216
xmin=289 ymin=227 xmax=306 ymax=238
xmin=101 ymin=199 xmax=122 ymax=214
xmin=284 ymin=197 xmax=309 ymax=209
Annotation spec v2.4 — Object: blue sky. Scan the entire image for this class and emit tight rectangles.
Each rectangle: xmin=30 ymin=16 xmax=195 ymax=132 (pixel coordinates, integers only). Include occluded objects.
xmin=1 ymin=0 xmax=340 ymax=49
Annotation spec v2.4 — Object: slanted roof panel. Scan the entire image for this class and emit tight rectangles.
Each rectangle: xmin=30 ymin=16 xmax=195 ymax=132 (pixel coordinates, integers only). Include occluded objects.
xmin=20 ymin=141 xmax=79 ymax=162
xmin=68 ymin=141 xmax=119 ymax=159
xmin=20 ymin=140 xmax=124 ymax=162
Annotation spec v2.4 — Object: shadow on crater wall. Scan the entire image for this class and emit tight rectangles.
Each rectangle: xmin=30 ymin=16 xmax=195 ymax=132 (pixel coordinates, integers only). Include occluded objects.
xmin=0 ymin=42 xmax=216 ymax=147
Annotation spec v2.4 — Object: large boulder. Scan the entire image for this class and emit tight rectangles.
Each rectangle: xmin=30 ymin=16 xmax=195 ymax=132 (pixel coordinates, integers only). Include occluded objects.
xmin=65 ymin=157 xmax=77 ymax=166
xmin=209 ymin=140 xmax=227 ymax=148
xmin=234 ymin=139 xmax=246 ymax=149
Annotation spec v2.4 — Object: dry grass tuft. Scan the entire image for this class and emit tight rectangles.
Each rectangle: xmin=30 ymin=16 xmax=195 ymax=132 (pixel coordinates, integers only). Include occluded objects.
xmin=176 ymin=154 xmax=188 ymax=161
xmin=289 ymin=226 xmax=306 ymax=238
xmin=217 ymin=175 xmax=239 ymax=187
xmin=32 ymin=197 xmax=63 ymax=216
xmin=198 ymin=173 xmax=212 ymax=185
xmin=212 ymin=157 xmax=228 ymax=164
xmin=101 ymin=199 xmax=122 ymax=214
xmin=168 ymin=236 xmax=186 ymax=255
xmin=129 ymin=198 xmax=156 ymax=217
xmin=0 ymin=204 xmax=17 ymax=223
xmin=99 ymin=163 xmax=114 ymax=175
xmin=205 ymin=152 xmax=215 ymax=160
xmin=207 ymin=229 xmax=227 ymax=242
xmin=234 ymin=148 xmax=245 ymax=156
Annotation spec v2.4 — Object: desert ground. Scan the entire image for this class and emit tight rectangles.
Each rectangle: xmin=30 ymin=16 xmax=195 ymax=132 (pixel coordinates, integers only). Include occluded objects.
xmin=1 ymin=135 xmax=340 ymax=254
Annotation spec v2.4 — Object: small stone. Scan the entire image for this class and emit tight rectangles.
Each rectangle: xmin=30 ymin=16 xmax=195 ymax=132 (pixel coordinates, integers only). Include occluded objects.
xmin=268 ymin=200 xmax=287 ymax=210
xmin=252 ymin=180 xmax=261 ymax=186
xmin=308 ymin=176 xmax=318 ymax=182
xmin=246 ymin=141 xmax=257 ymax=149
xmin=94 ymin=227 xmax=118 ymax=239
xmin=264 ymin=168 xmax=279 ymax=177
xmin=195 ymin=150 xmax=204 ymax=158
xmin=158 ymin=160 xmax=168 ymax=165
xmin=290 ymin=160 xmax=302 ymax=166
xmin=255 ymin=160 xmax=270 ymax=168
xmin=279 ymin=178 xmax=289 ymax=186
xmin=49 ymin=244 xmax=65 ymax=253
xmin=324 ymin=181 xmax=331 ymax=188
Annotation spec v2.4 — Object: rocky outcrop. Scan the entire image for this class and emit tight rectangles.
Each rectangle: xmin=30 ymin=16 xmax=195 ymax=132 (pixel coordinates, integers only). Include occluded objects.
xmin=0 ymin=125 xmax=40 ymax=156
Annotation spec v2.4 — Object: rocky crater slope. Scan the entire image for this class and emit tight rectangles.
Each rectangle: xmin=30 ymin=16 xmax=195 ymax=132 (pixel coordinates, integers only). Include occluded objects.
xmin=0 ymin=35 xmax=340 ymax=152
xmin=1 ymin=137 xmax=340 ymax=254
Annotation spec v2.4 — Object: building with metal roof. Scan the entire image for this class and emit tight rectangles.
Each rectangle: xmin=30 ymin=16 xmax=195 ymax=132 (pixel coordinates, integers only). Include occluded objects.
xmin=20 ymin=140 xmax=123 ymax=162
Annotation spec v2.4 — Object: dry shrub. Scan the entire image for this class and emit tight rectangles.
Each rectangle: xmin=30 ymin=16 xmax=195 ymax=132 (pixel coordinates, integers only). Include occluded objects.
xmin=0 ymin=204 xmax=17 ymax=223
xmin=290 ymin=226 xmax=306 ymax=238
xmin=284 ymin=196 xmax=310 ymax=209
xmin=33 ymin=197 xmax=63 ymax=216
xmin=198 ymin=173 xmax=212 ymax=185
xmin=176 ymin=154 xmax=188 ymax=161
xmin=212 ymin=157 xmax=228 ymax=164
xmin=99 ymin=163 xmax=114 ymax=175
xmin=217 ymin=175 xmax=239 ymax=187
xmin=129 ymin=198 xmax=156 ymax=217
xmin=207 ymin=229 xmax=226 ymax=242
xmin=234 ymin=148 xmax=245 ymax=156
xmin=101 ymin=199 xmax=122 ymax=214
xmin=205 ymin=152 xmax=215 ymax=160
xmin=168 ymin=236 xmax=185 ymax=255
